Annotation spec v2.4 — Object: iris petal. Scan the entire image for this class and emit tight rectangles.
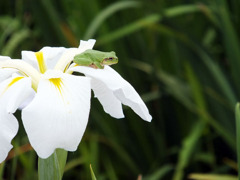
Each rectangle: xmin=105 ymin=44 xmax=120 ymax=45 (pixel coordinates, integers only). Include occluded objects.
xmin=22 ymin=70 xmax=91 ymax=158
xmin=87 ymin=78 xmax=124 ymax=118
xmin=0 ymin=56 xmax=18 ymax=82
xmin=78 ymin=39 xmax=96 ymax=51
xmin=22 ymin=47 xmax=66 ymax=71
xmin=54 ymin=39 xmax=96 ymax=72
xmin=0 ymin=76 xmax=32 ymax=163
xmin=71 ymin=66 xmax=152 ymax=122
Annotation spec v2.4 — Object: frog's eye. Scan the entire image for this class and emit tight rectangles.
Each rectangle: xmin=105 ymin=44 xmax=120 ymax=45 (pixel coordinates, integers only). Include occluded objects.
xmin=109 ymin=57 xmax=113 ymax=60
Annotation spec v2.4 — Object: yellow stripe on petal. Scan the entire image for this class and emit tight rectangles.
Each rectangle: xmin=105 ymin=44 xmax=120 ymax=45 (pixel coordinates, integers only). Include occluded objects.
xmin=1 ymin=77 xmax=24 ymax=96
xmin=49 ymin=78 xmax=63 ymax=96
xmin=35 ymin=51 xmax=47 ymax=74
xmin=7 ymin=77 xmax=24 ymax=88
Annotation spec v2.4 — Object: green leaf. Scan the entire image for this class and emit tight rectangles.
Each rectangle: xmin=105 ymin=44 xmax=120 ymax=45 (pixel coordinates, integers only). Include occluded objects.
xmin=0 ymin=162 xmax=5 ymax=180
xmin=173 ymin=63 xmax=207 ymax=180
xmin=84 ymin=1 xmax=141 ymax=39
xmin=188 ymin=173 xmax=237 ymax=180
xmin=214 ymin=0 xmax=240 ymax=93
xmin=142 ymin=165 xmax=173 ymax=180
xmin=1 ymin=28 xmax=30 ymax=56
xmin=173 ymin=121 xmax=205 ymax=180
xmin=98 ymin=4 xmax=201 ymax=44
xmin=38 ymin=149 xmax=67 ymax=180
xmin=235 ymin=103 xmax=240 ymax=177
xmin=154 ymin=24 xmax=237 ymax=108
xmin=90 ymin=164 xmax=97 ymax=180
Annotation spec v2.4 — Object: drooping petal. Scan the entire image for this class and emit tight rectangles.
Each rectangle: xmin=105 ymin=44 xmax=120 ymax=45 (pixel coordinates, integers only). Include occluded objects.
xmin=71 ymin=66 xmax=152 ymax=122
xmin=0 ymin=76 xmax=32 ymax=163
xmin=0 ymin=112 xmax=18 ymax=163
xmin=90 ymin=78 xmax=124 ymax=118
xmin=22 ymin=70 xmax=91 ymax=159
xmin=18 ymin=89 xmax=35 ymax=110
xmin=21 ymin=47 xmax=66 ymax=71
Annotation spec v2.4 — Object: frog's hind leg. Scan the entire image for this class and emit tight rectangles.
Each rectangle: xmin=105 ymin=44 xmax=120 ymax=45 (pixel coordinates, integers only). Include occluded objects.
xmin=74 ymin=57 xmax=92 ymax=66
xmin=89 ymin=63 xmax=98 ymax=69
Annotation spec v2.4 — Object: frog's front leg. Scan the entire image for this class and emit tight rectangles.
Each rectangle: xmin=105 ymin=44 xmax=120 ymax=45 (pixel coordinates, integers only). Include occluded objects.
xmin=93 ymin=62 xmax=104 ymax=69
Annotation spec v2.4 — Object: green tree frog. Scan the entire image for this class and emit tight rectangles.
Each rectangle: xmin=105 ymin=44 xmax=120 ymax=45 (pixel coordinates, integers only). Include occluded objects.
xmin=73 ymin=49 xmax=118 ymax=69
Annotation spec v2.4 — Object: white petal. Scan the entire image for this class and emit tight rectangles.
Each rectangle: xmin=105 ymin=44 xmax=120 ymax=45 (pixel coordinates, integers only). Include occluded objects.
xmin=78 ymin=39 xmax=96 ymax=51
xmin=22 ymin=70 xmax=91 ymax=158
xmin=91 ymin=78 xmax=124 ymax=118
xmin=10 ymin=74 xmax=36 ymax=110
xmin=0 ymin=77 xmax=33 ymax=163
xmin=21 ymin=47 xmax=66 ymax=70
xmin=61 ymin=39 xmax=96 ymax=62
xmin=40 ymin=47 xmax=66 ymax=69
xmin=6 ymin=78 xmax=33 ymax=113
xmin=21 ymin=51 xmax=39 ymax=70
xmin=0 ymin=56 xmax=11 ymax=61
xmin=18 ymin=90 xmax=35 ymax=110
xmin=0 ymin=68 xmax=18 ymax=82
xmin=0 ymin=56 xmax=18 ymax=82
xmin=71 ymin=66 xmax=152 ymax=122
xmin=0 ymin=113 xmax=18 ymax=163
xmin=54 ymin=39 xmax=96 ymax=72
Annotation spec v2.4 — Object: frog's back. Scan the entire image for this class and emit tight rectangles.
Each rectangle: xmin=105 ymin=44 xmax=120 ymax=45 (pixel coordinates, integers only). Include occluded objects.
xmin=83 ymin=49 xmax=105 ymax=61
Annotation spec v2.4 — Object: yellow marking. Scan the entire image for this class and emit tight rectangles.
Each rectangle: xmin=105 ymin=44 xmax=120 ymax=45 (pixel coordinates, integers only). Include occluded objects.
xmin=35 ymin=51 xmax=47 ymax=74
xmin=49 ymin=78 xmax=63 ymax=96
xmin=63 ymin=62 xmax=71 ymax=73
xmin=1 ymin=77 xmax=24 ymax=96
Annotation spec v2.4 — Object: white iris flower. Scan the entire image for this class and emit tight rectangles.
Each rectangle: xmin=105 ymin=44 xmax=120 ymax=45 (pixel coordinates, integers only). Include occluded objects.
xmin=0 ymin=39 xmax=151 ymax=163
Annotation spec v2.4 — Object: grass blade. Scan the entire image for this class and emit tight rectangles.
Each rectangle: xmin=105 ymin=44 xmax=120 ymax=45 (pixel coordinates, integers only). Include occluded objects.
xmin=1 ymin=28 xmax=30 ymax=56
xmin=235 ymin=103 xmax=240 ymax=179
xmin=142 ymin=165 xmax=173 ymax=180
xmin=98 ymin=4 xmax=201 ymax=44
xmin=84 ymin=1 xmax=141 ymax=39
xmin=90 ymin=164 xmax=97 ymax=180
xmin=173 ymin=62 xmax=208 ymax=180
xmin=188 ymin=173 xmax=237 ymax=180
xmin=214 ymin=0 xmax=240 ymax=93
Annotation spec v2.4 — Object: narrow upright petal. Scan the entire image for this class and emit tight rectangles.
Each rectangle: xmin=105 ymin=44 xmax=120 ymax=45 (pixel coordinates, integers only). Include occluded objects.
xmin=40 ymin=47 xmax=66 ymax=69
xmin=54 ymin=39 xmax=96 ymax=72
xmin=0 ymin=76 xmax=32 ymax=163
xmin=71 ymin=66 xmax=152 ymax=122
xmin=78 ymin=39 xmax=96 ymax=51
xmin=22 ymin=47 xmax=66 ymax=70
xmin=22 ymin=70 xmax=91 ymax=158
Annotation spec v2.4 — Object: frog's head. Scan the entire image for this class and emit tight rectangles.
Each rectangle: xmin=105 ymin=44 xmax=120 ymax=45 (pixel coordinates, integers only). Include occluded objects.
xmin=102 ymin=51 xmax=118 ymax=65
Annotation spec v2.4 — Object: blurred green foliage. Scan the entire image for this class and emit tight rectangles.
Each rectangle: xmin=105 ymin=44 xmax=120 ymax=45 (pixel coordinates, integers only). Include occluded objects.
xmin=1 ymin=0 xmax=240 ymax=179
